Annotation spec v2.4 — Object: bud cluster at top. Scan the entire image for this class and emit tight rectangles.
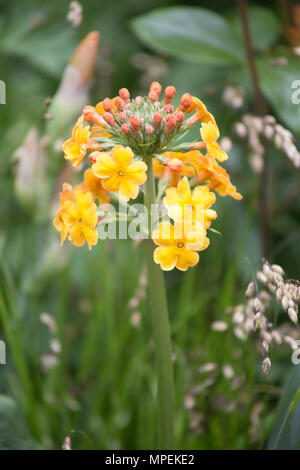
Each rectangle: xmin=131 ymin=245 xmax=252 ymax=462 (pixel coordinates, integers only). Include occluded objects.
xmin=84 ymin=82 xmax=186 ymax=156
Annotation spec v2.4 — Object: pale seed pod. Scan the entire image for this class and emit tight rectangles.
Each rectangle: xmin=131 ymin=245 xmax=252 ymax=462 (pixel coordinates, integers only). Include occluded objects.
xmin=245 ymin=281 xmax=255 ymax=298
xmin=262 ymin=340 xmax=269 ymax=357
xmin=267 ymin=282 xmax=277 ymax=294
xmin=257 ymin=271 xmax=268 ymax=284
xmin=271 ymin=330 xmax=282 ymax=346
xmin=253 ymin=312 xmax=262 ymax=330
xmin=281 ymin=296 xmax=289 ymax=311
xmin=288 ymin=308 xmax=298 ymax=324
xmin=262 ymin=357 xmax=271 ymax=375
xmin=272 ymin=264 xmax=285 ymax=276
xmin=276 ymin=288 xmax=283 ymax=301
xmin=254 ymin=298 xmax=261 ymax=312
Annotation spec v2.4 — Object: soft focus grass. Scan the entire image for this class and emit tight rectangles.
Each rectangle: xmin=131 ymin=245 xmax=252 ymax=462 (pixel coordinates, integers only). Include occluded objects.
xmin=0 ymin=0 xmax=299 ymax=450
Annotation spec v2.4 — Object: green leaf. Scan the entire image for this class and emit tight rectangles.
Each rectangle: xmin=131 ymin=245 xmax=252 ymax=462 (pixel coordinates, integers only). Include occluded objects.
xmin=229 ymin=6 xmax=281 ymax=52
xmin=0 ymin=395 xmax=42 ymax=450
xmin=268 ymin=364 xmax=300 ymax=450
xmin=130 ymin=7 xmax=245 ymax=66
xmin=258 ymin=56 xmax=300 ymax=135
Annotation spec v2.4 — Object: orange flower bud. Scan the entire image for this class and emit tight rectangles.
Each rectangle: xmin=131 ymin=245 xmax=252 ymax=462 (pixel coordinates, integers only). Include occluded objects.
xmin=118 ymin=112 xmax=127 ymax=122
xmin=150 ymin=81 xmax=162 ymax=95
xmin=167 ymin=158 xmax=183 ymax=173
xmin=119 ymin=88 xmax=130 ymax=102
xmin=164 ymin=86 xmax=176 ymax=104
xmin=115 ymin=97 xmax=123 ymax=110
xmin=146 ymin=124 xmax=154 ymax=135
xmin=165 ymin=104 xmax=173 ymax=114
xmin=102 ymin=98 xmax=114 ymax=112
xmin=83 ymin=106 xmax=101 ymax=123
xmin=165 ymin=114 xmax=176 ymax=134
xmin=148 ymin=90 xmax=159 ymax=102
xmin=135 ymin=96 xmax=142 ymax=105
xmin=179 ymin=93 xmax=193 ymax=112
xmin=121 ymin=123 xmax=131 ymax=135
xmin=130 ymin=114 xmax=140 ymax=132
xmin=175 ymin=111 xmax=184 ymax=124
xmin=153 ymin=112 xmax=162 ymax=128
xmin=102 ymin=112 xmax=115 ymax=126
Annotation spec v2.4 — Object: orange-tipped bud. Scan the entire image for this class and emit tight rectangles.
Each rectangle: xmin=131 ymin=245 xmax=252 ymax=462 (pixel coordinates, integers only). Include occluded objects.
xmin=130 ymin=114 xmax=140 ymax=132
xmin=102 ymin=98 xmax=114 ymax=113
xmin=119 ymin=88 xmax=130 ymax=102
xmin=115 ymin=97 xmax=123 ymax=110
xmin=89 ymin=152 xmax=98 ymax=164
xmin=118 ymin=112 xmax=127 ymax=122
xmin=175 ymin=111 xmax=185 ymax=124
xmin=121 ymin=123 xmax=131 ymax=135
xmin=83 ymin=106 xmax=101 ymax=123
xmin=153 ymin=112 xmax=162 ymax=128
xmin=165 ymin=114 xmax=176 ymax=134
xmin=150 ymin=81 xmax=162 ymax=95
xmin=164 ymin=86 xmax=176 ymax=104
xmin=166 ymin=158 xmax=183 ymax=173
xmin=146 ymin=124 xmax=154 ymax=135
xmin=148 ymin=90 xmax=159 ymax=102
xmin=102 ymin=112 xmax=115 ymax=126
xmin=179 ymin=93 xmax=193 ymax=112
xmin=190 ymin=141 xmax=207 ymax=150
xmin=165 ymin=104 xmax=173 ymax=114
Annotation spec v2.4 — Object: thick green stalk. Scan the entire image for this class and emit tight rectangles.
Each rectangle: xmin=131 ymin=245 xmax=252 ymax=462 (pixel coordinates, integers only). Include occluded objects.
xmin=143 ymin=157 xmax=175 ymax=449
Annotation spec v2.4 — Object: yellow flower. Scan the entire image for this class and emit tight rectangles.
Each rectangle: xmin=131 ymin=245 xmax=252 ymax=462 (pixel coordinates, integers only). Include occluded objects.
xmin=163 ymin=177 xmax=217 ymax=229
xmin=152 ymin=221 xmax=209 ymax=271
xmin=91 ymin=145 xmax=147 ymax=201
xmin=53 ymin=183 xmax=75 ymax=245
xmin=185 ymin=97 xmax=216 ymax=126
xmin=200 ymin=122 xmax=228 ymax=162
xmin=62 ymin=116 xmax=91 ymax=168
xmin=76 ymin=168 xmax=110 ymax=202
xmin=53 ymin=188 xmax=98 ymax=250
xmin=195 ymin=153 xmax=242 ymax=200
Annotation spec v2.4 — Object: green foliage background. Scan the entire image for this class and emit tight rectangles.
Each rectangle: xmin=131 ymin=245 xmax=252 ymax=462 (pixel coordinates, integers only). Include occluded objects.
xmin=0 ymin=0 xmax=299 ymax=450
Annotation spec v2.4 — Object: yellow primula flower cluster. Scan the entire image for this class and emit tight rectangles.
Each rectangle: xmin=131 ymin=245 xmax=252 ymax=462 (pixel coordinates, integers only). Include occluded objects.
xmin=54 ymin=81 xmax=242 ymax=269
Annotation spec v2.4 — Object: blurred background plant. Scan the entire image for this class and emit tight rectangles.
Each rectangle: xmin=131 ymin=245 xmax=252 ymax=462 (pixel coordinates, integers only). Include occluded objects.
xmin=0 ymin=0 xmax=299 ymax=450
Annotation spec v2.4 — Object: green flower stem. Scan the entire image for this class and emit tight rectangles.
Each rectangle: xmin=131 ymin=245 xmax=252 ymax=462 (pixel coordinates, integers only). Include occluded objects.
xmin=143 ymin=156 xmax=175 ymax=449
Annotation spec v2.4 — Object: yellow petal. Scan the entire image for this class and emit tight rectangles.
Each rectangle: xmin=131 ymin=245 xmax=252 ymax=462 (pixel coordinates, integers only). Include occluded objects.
xmin=176 ymin=250 xmax=199 ymax=271
xmin=92 ymin=153 xmax=117 ymax=178
xmin=153 ymin=246 xmax=178 ymax=271
xmin=126 ymin=161 xmax=147 ymax=184
xmin=119 ymin=179 xmax=139 ymax=201
xmin=112 ymin=145 xmax=134 ymax=168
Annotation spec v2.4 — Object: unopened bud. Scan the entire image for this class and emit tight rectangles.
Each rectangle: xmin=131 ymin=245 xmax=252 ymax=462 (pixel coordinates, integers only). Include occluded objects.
xmin=89 ymin=152 xmax=98 ymax=164
xmin=166 ymin=158 xmax=183 ymax=173
xmin=135 ymin=96 xmax=142 ymax=105
xmin=164 ymin=86 xmax=176 ymax=104
xmin=102 ymin=98 xmax=114 ymax=112
xmin=175 ymin=111 xmax=185 ymax=124
xmin=276 ymin=288 xmax=283 ymax=301
xmin=262 ymin=340 xmax=269 ymax=357
xmin=262 ymin=357 xmax=271 ymax=375
xmin=165 ymin=114 xmax=177 ymax=134
xmin=179 ymin=93 xmax=193 ymax=112
xmin=115 ymin=97 xmax=123 ymax=110
xmin=165 ymin=104 xmax=173 ymax=114
xmin=129 ymin=115 xmax=140 ymax=132
xmin=119 ymin=88 xmax=130 ymax=102
xmin=102 ymin=112 xmax=115 ymax=126
xmin=153 ymin=112 xmax=162 ymax=128
xmin=118 ymin=112 xmax=127 ymax=122
xmin=148 ymin=90 xmax=159 ymax=102
xmin=150 ymin=81 xmax=162 ymax=95
xmin=146 ymin=124 xmax=154 ymax=135
xmin=121 ymin=123 xmax=131 ymax=135
xmin=83 ymin=106 xmax=101 ymax=123
xmin=253 ymin=312 xmax=262 ymax=330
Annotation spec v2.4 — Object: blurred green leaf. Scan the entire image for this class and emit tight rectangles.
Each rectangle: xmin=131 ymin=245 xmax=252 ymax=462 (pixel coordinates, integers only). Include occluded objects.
xmin=258 ymin=57 xmax=300 ymax=135
xmin=229 ymin=6 xmax=281 ymax=52
xmin=0 ymin=395 xmax=42 ymax=450
xmin=130 ymin=7 xmax=245 ymax=66
xmin=268 ymin=365 xmax=300 ymax=449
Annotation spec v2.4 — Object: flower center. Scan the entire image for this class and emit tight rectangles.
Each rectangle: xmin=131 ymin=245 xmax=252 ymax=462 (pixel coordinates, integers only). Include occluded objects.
xmin=177 ymin=242 xmax=184 ymax=249
xmin=118 ymin=170 xmax=124 ymax=177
